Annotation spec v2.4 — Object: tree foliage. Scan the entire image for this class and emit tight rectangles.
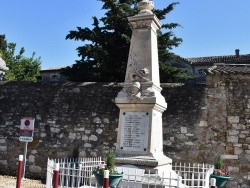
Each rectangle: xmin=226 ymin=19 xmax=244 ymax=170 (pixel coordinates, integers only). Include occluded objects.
xmin=0 ymin=35 xmax=41 ymax=81
xmin=63 ymin=0 xmax=191 ymax=83
xmin=0 ymin=34 xmax=7 ymax=54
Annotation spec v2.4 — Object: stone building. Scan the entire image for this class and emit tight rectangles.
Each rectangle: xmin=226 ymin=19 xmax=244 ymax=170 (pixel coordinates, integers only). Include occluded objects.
xmin=37 ymin=49 xmax=250 ymax=84
xmin=170 ymin=49 xmax=250 ymax=84
xmin=38 ymin=67 xmax=68 ymax=82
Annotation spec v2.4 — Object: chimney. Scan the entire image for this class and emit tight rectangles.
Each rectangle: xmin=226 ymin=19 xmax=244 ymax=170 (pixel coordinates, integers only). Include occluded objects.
xmin=235 ymin=49 xmax=240 ymax=58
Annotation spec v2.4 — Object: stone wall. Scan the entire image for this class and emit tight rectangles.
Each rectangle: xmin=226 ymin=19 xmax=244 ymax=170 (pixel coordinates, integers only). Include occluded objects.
xmin=0 ymin=81 xmax=249 ymax=187
xmin=205 ymin=74 xmax=250 ymax=187
xmin=0 ymin=82 xmax=121 ymax=178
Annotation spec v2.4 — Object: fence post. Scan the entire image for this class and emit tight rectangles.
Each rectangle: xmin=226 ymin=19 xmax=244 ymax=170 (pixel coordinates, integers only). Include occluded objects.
xmin=103 ymin=170 xmax=109 ymax=188
xmin=53 ymin=163 xmax=60 ymax=188
xmin=210 ymin=178 xmax=216 ymax=188
xmin=16 ymin=155 xmax=23 ymax=188
xmin=46 ymin=158 xmax=54 ymax=188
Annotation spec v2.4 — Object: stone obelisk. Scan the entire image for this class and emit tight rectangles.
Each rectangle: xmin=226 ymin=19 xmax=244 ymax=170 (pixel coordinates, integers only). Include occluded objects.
xmin=115 ymin=0 xmax=172 ymax=172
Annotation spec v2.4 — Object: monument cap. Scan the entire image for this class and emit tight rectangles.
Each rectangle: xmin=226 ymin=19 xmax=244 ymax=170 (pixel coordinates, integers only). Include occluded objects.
xmin=137 ymin=0 xmax=154 ymax=14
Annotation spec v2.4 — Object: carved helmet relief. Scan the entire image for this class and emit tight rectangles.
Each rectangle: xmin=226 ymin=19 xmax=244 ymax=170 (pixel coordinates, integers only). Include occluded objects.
xmin=129 ymin=81 xmax=143 ymax=102
xmin=131 ymin=82 xmax=141 ymax=95
xmin=116 ymin=81 xmax=143 ymax=102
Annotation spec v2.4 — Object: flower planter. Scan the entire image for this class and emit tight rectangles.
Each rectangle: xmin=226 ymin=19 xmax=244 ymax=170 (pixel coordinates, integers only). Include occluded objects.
xmin=93 ymin=172 xmax=123 ymax=188
xmin=210 ymin=174 xmax=230 ymax=187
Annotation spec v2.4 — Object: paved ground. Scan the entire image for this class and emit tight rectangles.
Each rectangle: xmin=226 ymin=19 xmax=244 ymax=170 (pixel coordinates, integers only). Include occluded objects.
xmin=0 ymin=175 xmax=45 ymax=188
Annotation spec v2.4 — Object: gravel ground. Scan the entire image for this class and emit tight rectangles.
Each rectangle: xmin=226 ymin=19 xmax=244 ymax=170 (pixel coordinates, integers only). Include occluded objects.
xmin=0 ymin=175 xmax=45 ymax=188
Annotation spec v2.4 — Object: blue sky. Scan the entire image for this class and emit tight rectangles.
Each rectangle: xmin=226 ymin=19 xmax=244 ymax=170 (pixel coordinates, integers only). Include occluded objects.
xmin=0 ymin=0 xmax=249 ymax=69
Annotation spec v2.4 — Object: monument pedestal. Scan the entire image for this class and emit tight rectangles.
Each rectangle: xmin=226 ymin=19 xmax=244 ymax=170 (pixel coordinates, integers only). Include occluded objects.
xmin=115 ymin=101 xmax=172 ymax=173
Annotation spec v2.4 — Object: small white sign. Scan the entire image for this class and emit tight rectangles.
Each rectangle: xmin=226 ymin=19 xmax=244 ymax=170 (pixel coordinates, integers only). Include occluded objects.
xmin=19 ymin=117 xmax=35 ymax=142
xmin=19 ymin=137 xmax=33 ymax=142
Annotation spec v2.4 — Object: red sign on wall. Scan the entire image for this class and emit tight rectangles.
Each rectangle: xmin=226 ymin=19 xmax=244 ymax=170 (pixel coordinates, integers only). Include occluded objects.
xmin=19 ymin=117 xmax=35 ymax=142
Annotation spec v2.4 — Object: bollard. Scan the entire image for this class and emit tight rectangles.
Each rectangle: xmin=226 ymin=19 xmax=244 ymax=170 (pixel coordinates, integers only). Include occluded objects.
xmin=103 ymin=170 xmax=109 ymax=188
xmin=16 ymin=155 xmax=23 ymax=188
xmin=53 ymin=163 xmax=60 ymax=188
xmin=210 ymin=178 xmax=216 ymax=188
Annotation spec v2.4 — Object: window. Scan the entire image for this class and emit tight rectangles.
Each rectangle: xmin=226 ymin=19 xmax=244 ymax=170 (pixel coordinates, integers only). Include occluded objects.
xmin=51 ymin=74 xmax=59 ymax=81
xmin=197 ymin=69 xmax=205 ymax=75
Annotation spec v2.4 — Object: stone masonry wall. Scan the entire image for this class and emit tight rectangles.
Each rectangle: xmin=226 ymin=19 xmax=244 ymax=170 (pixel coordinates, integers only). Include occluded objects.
xmin=205 ymin=74 xmax=250 ymax=187
xmin=0 ymin=82 xmax=121 ymax=179
xmin=0 ymin=81 xmax=249 ymax=187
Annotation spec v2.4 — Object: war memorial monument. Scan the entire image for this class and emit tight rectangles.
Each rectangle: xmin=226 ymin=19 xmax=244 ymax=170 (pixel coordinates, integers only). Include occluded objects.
xmin=115 ymin=0 xmax=172 ymax=173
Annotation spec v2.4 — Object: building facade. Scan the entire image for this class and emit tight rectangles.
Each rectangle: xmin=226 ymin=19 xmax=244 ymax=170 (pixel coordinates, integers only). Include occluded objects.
xmin=38 ymin=67 xmax=68 ymax=82
xmin=170 ymin=49 xmax=250 ymax=84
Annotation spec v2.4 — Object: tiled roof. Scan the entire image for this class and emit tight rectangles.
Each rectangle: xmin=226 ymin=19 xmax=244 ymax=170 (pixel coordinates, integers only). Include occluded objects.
xmin=183 ymin=54 xmax=250 ymax=64
xmin=206 ymin=64 xmax=250 ymax=75
xmin=40 ymin=66 xmax=68 ymax=71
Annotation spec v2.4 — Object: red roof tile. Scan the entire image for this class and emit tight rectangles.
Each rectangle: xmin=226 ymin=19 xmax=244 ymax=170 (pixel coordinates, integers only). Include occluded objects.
xmin=183 ymin=54 xmax=250 ymax=64
xmin=206 ymin=64 xmax=250 ymax=75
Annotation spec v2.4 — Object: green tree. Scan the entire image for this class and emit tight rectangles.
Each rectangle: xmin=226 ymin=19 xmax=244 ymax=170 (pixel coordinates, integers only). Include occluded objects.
xmin=0 ymin=36 xmax=41 ymax=81
xmin=63 ymin=0 xmax=191 ymax=82
xmin=0 ymin=34 xmax=7 ymax=54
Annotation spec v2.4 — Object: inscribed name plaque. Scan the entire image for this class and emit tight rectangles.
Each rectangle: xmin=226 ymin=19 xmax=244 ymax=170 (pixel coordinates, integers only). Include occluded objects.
xmin=120 ymin=111 xmax=149 ymax=151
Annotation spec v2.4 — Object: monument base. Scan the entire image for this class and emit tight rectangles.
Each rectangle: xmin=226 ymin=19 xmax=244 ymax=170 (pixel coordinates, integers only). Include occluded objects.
xmin=115 ymin=154 xmax=172 ymax=174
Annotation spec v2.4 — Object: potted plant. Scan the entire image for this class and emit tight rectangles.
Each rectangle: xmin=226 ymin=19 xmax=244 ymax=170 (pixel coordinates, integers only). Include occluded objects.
xmin=93 ymin=149 xmax=123 ymax=188
xmin=210 ymin=155 xmax=230 ymax=187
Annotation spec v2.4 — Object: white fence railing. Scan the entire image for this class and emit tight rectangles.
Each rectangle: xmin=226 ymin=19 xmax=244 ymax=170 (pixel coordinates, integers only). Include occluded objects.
xmin=46 ymin=157 xmax=104 ymax=188
xmin=172 ymin=162 xmax=214 ymax=188
xmin=46 ymin=158 xmax=214 ymax=188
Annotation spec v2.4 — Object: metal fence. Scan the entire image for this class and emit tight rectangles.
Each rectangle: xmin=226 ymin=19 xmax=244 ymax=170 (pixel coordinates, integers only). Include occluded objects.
xmin=46 ymin=157 xmax=103 ymax=188
xmin=172 ymin=162 xmax=214 ymax=188
xmin=46 ymin=158 xmax=214 ymax=188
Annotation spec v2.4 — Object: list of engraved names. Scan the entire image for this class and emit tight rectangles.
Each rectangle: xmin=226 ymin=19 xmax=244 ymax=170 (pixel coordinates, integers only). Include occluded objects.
xmin=121 ymin=111 xmax=149 ymax=151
